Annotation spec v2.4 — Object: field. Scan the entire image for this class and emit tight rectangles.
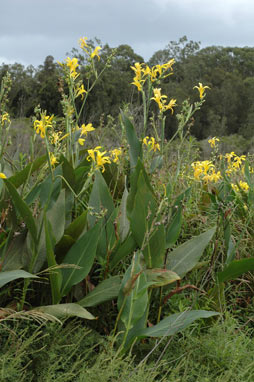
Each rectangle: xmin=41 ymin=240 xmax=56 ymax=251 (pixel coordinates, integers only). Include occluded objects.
xmin=1 ymin=39 xmax=254 ymax=381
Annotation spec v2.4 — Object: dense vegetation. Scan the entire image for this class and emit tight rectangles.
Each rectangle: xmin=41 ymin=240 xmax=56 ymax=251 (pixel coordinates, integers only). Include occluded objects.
xmin=2 ymin=36 xmax=254 ymax=381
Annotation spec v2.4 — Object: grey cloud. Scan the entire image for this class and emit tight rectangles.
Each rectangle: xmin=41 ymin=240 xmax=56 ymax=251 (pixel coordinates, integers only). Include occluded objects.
xmin=1 ymin=0 xmax=254 ymax=66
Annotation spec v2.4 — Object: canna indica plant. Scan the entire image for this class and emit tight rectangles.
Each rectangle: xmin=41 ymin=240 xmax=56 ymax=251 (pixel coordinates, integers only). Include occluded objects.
xmin=0 ymin=39 xmax=219 ymax=351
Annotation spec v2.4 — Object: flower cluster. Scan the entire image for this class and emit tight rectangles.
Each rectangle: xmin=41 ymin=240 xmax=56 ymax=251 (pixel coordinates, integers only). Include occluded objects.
xmin=87 ymin=146 xmax=111 ymax=172
xmin=34 ymin=113 xmax=54 ymax=139
xmin=224 ymin=152 xmax=246 ymax=175
xmin=151 ymin=88 xmax=177 ymax=114
xmin=143 ymin=136 xmax=160 ymax=152
xmin=131 ymin=60 xmax=175 ymax=92
xmin=231 ymin=181 xmax=249 ymax=193
xmin=191 ymin=160 xmax=221 ymax=183
xmin=110 ymin=148 xmax=122 ymax=163
xmin=78 ymin=123 xmax=95 ymax=146
xmin=79 ymin=37 xmax=102 ymax=61
xmin=208 ymin=137 xmax=220 ymax=148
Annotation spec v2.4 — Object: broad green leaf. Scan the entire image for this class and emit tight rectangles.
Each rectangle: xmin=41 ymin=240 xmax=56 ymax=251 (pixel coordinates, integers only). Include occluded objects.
xmin=118 ymin=253 xmax=148 ymax=330
xmin=39 ymin=170 xmax=62 ymax=208
xmin=118 ymin=187 xmax=130 ymax=242
xmin=217 ymin=258 xmax=254 ymax=283
xmin=8 ymin=155 xmax=47 ymax=188
xmin=130 ymin=170 xmax=157 ymax=246
xmin=144 ymin=268 xmax=180 ymax=288
xmin=121 ymin=111 xmax=142 ymax=170
xmin=149 ymin=155 xmax=163 ymax=173
xmin=44 ymin=216 xmax=61 ymax=304
xmin=96 ymin=209 xmax=118 ymax=262
xmin=109 ymin=234 xmax=137 ymax=270
xmin=166 ymin=227 xmax=216 ymax=278
xmin=137 ymin=310 xmax=219 ymax=338
xmin=126 ymin=160 xmax=154 ymax=219
xmin=0 ymin=270 xmax=39 ymax=288
xmin=4 ymin=179 xmax=37 ymax=244
xmin=224 ymin=221 xmax=236 ymax=265
xmin=142 ymin=224 xmax=166 ymax=268
xmin=64 ymin=210 xmax=87 ymax=241
xmin=1 ymin=232 xmax=28 ymax=271
xmin=88 ymin=170 xmax=115 ymax=227
xmin=165 ymin=205 xmax=182 ymax=249
xmin=130 ymin=171 xmax=164 ymax=267
xmin=55 ymin=235 xmax=75 ymax=264
xmin=61 ymin=222 xmax=101 ymax=296
xmin=61 ymin=155 xmax=76 ymax=190
xmin=47 ymin=189 xmax=65 ymax=243
xmin=34 ymin=303 xmax=95 ymax=320
xmin=78 ymin=275 xmax=122 ymax=307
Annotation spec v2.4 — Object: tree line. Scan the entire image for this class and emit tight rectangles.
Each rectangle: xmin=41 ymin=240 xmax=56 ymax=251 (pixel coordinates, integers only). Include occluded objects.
xmin=1 ymin=36 xmax=254 ymax=140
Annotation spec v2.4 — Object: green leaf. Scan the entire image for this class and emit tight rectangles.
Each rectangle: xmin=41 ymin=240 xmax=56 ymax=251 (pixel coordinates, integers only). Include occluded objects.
xmin=144 ymin=268 xmax=180 ymax=288
xmin=129 ymin=170 xmax=157 ymax=246
xmin=60 ymin=222 xmax=101 ymax=296
xmin=78 ymin=275 xmax=122 ymax=307
xmin=44 ymin=217 xmax=61 ymax=304
xmin=109 ymin=234 xmax=137 ymax=270
xmin=166 ymin=227 xmax=216 ymax=278
xmin=126 ymin=160 xmax=154 ymax=219
xmin=137 ymin=310 xmax=219 ymax=338
xmin=217 ymin=258 xmax=254 ymax=283
xmin=4 ymin=179 xmax=37 ymax=244
xmin=64 ymin=210 xmax=87 ymax=241
xmin=47 ymin=189 xmax=65 ymax=243
xmin=8 ymin=155 xmax=47 ymax=188
xmin=118 ymin=187 xmax=130 ymax=242
xmin=118 ymin=253 xmax=148 ymax=330
xmin=121 ymin=111 xmax=142 ymax=170
xmin=0 ymin=270 xmax=39 ymax=288
xmin=34 ymin=303 xmax=95 ymax=320
xmin=88 ymin=170 xmax=115 ymax=227
xmin=143 ymin=224 xmax=166 ymax=269
xmin=165 ymin=205 xmax=182 ymax=249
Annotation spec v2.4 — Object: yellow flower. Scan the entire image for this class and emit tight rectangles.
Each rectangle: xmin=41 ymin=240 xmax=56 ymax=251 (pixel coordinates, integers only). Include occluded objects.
xmin=80 ymin=123 xmax=95 ymax=136
xmin=34 ymin=114 xmax=54 ymax=138
xmin=239 ymin=180 xmax=249 ymax=191
xmin=232 ymin=155 xmax=246 ymax=169
xmin=50 ymin=153 xmax=58 ymax=167
xmin=151 ymin=89 xmax=176 ymax=113
xmin=164 ymin=98 xmax=177 ymax=114
xmin=131 ymin=63 xmax=143 ymax=78
xmin=76 ymin=84 xmax=87 ymax=99
xmin=0 ymin=172 xmax=7 ymax=179
xmin=151 ymin=88 xmax=167 ymax=110
xmin=225 ymin=152 xmax=236 ymax=163
xmin=131 ymin=78 xmax=143 ymax=91
xmin=1 ymin=112 xmax=10 ymax=125
xmin=79 ymin=37 xmax=88 ymax=49
xmin=87 ymin=146 xmax=111 ymax=172
xmin=143 ymin=136 xmax=160 ymax=152
xmin=232 ymin=181 xmax=249 ymax=192
xmin=191 ymin=160 xmax=220 ymax=183
xmin=110 ymin=148 xmax=122 ymax=163
xmin=65 ymin=57 xmax=79 ymax=79
xmin=193 ymin=83 xmax=210 ymax=100
xmin=208 ymin=137 xmax=220 ymax=148
xmin=91 ymin=46 xmax=102 ymax=60
xmin=78 ymin=138 xmax=85 ymax=146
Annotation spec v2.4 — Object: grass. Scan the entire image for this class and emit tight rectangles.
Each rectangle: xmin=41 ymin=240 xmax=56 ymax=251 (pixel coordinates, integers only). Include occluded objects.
xmin=1 ymin=314 xmax=254 ymax=382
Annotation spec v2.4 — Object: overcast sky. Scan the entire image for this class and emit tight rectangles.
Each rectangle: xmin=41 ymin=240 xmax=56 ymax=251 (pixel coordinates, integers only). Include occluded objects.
xmin=1 ymin=0 xmax=254 ymax=67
